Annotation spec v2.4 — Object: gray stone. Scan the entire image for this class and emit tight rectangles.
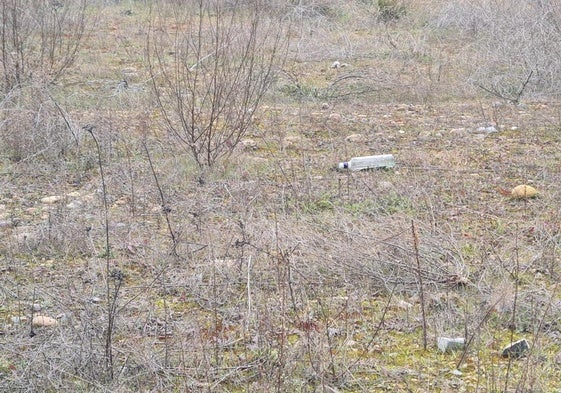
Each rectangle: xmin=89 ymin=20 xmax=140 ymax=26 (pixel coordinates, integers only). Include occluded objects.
xmin=474 ymin=125 xmax=498 ymax=134
xmin=41 ymin=195 xmax=63 ymax=204
xmin=501 ymin=338 xmax=529 ymax=358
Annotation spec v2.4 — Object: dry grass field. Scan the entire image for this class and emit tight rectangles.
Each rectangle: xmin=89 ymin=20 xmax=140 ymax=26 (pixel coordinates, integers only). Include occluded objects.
xmin=2 ymin=1 xmax=561 ymax=392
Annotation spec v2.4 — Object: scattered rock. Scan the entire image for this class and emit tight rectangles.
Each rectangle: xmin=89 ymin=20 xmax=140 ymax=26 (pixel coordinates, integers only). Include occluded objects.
xmin=32 ymin=315 xmax=58 ymax=327
xmin=0 ymin=220 xmax=14 ymax=229
xmin=13 ymin=226 xmax=38 ymax=244
xmin=41 ymin=195 xmax=63 ymax=204
xmin=450 ymin=369 xmax=463 ymax=376
xmin=121 ymin=66 xmax=138 ymax=75
xmin=449 ymin=127 xmax=466 ymax=136
xmin=418 ymin=130 xmax=433 ymax=140
xmin=474 ymin=125 xmax=498 ymax=134
xmin=321 ymin=102 xmax=330 ymax=110
xmin=30 ymin=304 xmax=42 ymax=312
xmin=328 ymin=113 xmax=342 ymax=122
xmin=327 ymin=327 xmax=341 ymax=337
xmin=345 ymin=133 xmax=365 ymax=143
xmin=501 ymin=338 xmax=529 ymax=358
xmin=240 ymin=138 xmax=258 ymax=150
xmin=66 ymin=201 xmax=83 ymax=209
xmin=90 ymin=297 xmax=103 ymax=304
xmin=394 ymin=299 xmax=413 ymax=310
xmin=113 ymin=196 xmax=129 ymax=206
xmin=511 ymin=184 xmax=538 ymax=199
xmin=437 ymin=337 xmax=465 ymax=353
xmin=11 ymin=316 xmax=27 ymax=324
xmin=344 ymin=339 xmax=359 ymax=349
xmin=283 ymin=135 xmax=307 ymax=150
xmin=378 ymin=181 xmax=395 ymax=191
xmin=330 ymin=61 xmax=349 ymax=69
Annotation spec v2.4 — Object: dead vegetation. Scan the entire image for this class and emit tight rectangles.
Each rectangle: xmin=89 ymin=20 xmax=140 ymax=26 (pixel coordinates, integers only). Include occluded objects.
xmin=2 ymin=1 xmax=561 ymax=392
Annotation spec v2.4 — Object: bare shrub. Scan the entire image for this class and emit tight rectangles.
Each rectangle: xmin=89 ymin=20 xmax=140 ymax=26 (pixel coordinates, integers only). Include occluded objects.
xmin=0 ymin=0 xmax=88 ymax=92
xmin=433 ymin=0 xmax=561 ymax=100
xmin=147 ymin=0 xmax=288 ymax=168
xmin=0 ymin=86 xmax=81 ymax=164
xmin=376 ymin=0 xmax=407 ymax=23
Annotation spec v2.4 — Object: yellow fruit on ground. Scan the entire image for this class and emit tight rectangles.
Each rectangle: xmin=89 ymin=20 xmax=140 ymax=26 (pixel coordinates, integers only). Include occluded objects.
xmin=511 ymin=185 xmax=538 ymax=199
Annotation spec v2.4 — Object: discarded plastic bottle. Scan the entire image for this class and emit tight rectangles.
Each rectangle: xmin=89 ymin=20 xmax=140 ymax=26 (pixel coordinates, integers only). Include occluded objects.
xmin=338 ymin=154 xmax=395 ymax=171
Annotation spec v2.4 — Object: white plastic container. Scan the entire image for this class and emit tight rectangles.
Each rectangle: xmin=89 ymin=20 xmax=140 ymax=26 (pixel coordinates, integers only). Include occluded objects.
xmin=338 ymin=154 xmax=395 ymax=171
xmin=437 ymin=337 xmax=465 ymax=353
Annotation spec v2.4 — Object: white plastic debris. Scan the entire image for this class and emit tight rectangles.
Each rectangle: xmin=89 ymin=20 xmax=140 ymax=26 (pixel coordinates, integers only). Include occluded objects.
xmin=338 ymin=154 xmax=395 ymax=171
xmin=437 ymin=337 xmax=465 ymax=353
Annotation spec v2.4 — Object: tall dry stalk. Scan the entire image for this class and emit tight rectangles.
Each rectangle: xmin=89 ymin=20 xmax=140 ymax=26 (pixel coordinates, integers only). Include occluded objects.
xmin=412 ymin=220 xmax=428 ymax=350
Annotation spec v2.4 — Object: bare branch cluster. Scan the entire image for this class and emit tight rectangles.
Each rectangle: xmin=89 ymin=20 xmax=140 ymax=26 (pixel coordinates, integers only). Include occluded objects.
xmin=148 ymin=0 xmax=288 ymax=168
xmin=433 ymin=0 xmax=561 ymax=100
xmin=0 ymin=0 xmax=88 ymax=92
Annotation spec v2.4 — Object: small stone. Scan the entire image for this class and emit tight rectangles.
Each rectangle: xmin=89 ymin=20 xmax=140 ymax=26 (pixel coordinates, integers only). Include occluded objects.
xmin=0 ymin=220 xmax=14 ymax=229
xmin=66 ymin=201 xmax=82 ymax=209
xmin=66 ymin=191 xmax=81 ymax=198
xmin=90 ymin=297 xmax=102 ymax=304
xmin=11 ymin=316 xmax=27 ymax=324
xmin=345 ymin=133 xmax=365 ymax=143
xmin=450 ymin=369 xmax=463 ymax=376
xmin=327 ymin=327 xmax=341 ymax=337
xmin=474 ymin=125 xmax=497 ymax=134
xmin=501 ymin=339 xmax=529 ymax=358
xmin=41 ymin=195 xmax=63 ymax=204
xmin=113 ymin=197 xmax=129 ymax=206
xmin=328 ymin=113 xmax=342 ymax=122
xmin=437 ymin=337 xmax=465 ymax=353
xmin=321 ymin=102 xmax=329 ymax=110
xmin=283 ymin=135 xmax=306 ymax=150
xmin=240 ymin=139 xmax=258 ymax=150
xmin=395 ymin=300 xmax=413 ymax=310
xmin=32 ymin=315 xmax=58 ymax=327
xmin=378 ymin=181 xmax=395 ymax=192
xmin=56 ymin=313 xmax=71 ymax=323
xmin=121 ymin=66 xmax=138 ymax=75
xmin=30 ymin=304 xmax=42 ymax=312
xmin=331 ymin=61 xmax=341 ymax=69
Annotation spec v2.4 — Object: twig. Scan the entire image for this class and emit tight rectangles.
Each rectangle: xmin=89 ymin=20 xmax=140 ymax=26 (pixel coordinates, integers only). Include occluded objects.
xmin=142 ymin=139 xmax=179 ymax=257
xmin=412 ymin=220 xmax=428 ymax=350
xmin=246 ymin=254 xmax=252 ymax=332
xmin=456 ymin=296 xmax=505 ymax=370
xmin=477 ymin=70 xmax=533 ymax=105
xmin=340 ymin=284 xmax=397 ymax=380
xmin=84 ymin=124 xmax=115 ymax=380
xmin=504 ymin=224 xmax=521 ymax=392
xmin=47 ymin=92 xmax=80 ymax=147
